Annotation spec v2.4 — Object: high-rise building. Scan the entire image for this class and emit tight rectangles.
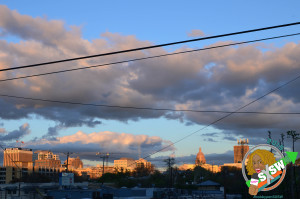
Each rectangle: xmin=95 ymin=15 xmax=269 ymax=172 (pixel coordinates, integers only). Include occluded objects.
xmin=3 ymin=148 xmax=33 ymax=169
xmin=234 ymin=139 xmax=249 ymax=163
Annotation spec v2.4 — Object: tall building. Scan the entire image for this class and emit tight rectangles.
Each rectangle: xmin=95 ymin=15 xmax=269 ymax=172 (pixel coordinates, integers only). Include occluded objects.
xmin=114 ymin=157 xmax=136 ymax=172
xmin=64 ymin=156 xmax=83 ymax=170
xmin=3 ymin=148 xmax=33 ymax=169
xmin=195 ymin=147 xmax=206 ymax=165
xmin=234 ymin=139 xmax=249 ymax=163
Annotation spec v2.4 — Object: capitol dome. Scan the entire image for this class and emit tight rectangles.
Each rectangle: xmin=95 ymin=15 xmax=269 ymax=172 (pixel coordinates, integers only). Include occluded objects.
xmin=195 ymin=147 xmax=206 ymax=165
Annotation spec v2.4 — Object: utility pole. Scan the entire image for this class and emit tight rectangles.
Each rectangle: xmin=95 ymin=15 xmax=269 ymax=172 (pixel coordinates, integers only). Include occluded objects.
xmin=287 ymin=130 xmax=299 ymax=199
xmin=280 ymin=133 xmax=285 ymax=153
xmin=64 ymin=152 xmax=73 ymax=173
xmin=268 ymin=131 xmax=273 ymax=153
xmin=96 ymin=152 xmax=110 ymax=185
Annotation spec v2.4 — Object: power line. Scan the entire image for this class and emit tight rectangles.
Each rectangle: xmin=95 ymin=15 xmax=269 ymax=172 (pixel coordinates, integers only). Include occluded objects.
xmin=1 ymin=93 xmax=300 ymax=115
xmin=142 ymin=72 xmax=300 ymax=160
xmin=1 ymin=32 xmax=300 ymax=83
xmin=1 ymin=22 xmax=300 ymax=72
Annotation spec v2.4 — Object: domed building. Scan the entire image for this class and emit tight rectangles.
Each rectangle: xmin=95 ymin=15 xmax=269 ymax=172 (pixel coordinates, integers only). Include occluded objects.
xmin=195 ymin=147 xmax=206 ymax=165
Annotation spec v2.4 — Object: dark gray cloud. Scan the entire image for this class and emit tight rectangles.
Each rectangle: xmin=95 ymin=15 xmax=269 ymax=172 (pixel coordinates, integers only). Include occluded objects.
xmin=0 ymin=123 xmax=30 ymax=141
xmin=203 ymin=138 xmax=217 ymax=142
xmin=202 ymin=132 xmax=219 ymax=137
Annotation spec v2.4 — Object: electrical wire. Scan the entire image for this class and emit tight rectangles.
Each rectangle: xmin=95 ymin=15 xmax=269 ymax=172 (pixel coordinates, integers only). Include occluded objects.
xmin=1 ymin=22 xmax=300 ymax=72
xmin=1 ymin=32 xmax=300 ymax=83
xmin=141 ymin=72 xmax=300 ymax=160
xmin=1 ymin=93 xmax=300 ymax=115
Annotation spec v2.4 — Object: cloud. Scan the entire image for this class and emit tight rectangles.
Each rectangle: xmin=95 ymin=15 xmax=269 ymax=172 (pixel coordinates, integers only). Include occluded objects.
xmin=0 ymin=5 xmax=300 ymax=150
xmin=0 ymin=123 xmax=30 ymax=141
xmin=187 ymin=29 xmax=206 ymax=37
xmin=24 ymin=131 xmax=175 ymax=162
xmin=202 ymin=132 xmax=219 ymax=137
xmin=203 ymin=138 xmax=217 ymax=142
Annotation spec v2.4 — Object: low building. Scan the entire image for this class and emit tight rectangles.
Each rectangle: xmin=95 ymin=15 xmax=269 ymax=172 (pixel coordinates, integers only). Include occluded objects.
xmin=0 ymin=166 xmax=30 ymax=184
xmin=178 ymin=164 xmax=195 ymax=171
xmin=200 ymin=164 xmax=220 ymax=173
xmin=64 ymin=156 xmax=83 ymax=170
xmin=135 ymin=158 xmax=152 ymax=169
xmin=75 ymin=166 xmax=114 ymax=179
xmin=114 ymin=157 xmax=136 ymax=172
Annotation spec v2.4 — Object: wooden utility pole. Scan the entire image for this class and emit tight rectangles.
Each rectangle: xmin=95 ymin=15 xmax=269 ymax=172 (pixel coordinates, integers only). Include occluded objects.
xmin=287 ymin=130 xmax=299 ymax=199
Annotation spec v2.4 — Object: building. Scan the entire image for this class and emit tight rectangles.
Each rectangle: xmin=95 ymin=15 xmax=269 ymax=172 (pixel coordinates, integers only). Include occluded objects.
xmin=195 ymin=147 xmax=206 ymax=165
xmin=0 ymin=166 xmax=30 ymax=184
xmin=64 ymin=156 xmax=83 ymax=170
xmin=33 ymin=150 xmax=60 ymax=161
xmin=75 ymin=165 xmax=114 ymax=179
xmin=234 ymin=139 xmax=249 ymax=163
xmin=200 ymin=164 xmax=220 ymax=173
xmin=34 ymin=159 xmax=61 ymax=169
xmin=114 ymin=157 xmax=136 ymax=172
xmin=33 ymin=150 xmax=61 ymax=169
xmin=178 ymin=164 xmax=195 ymax=171
xmin=135 ymin=158 xmax=151 ymax=169
xmin=3 ymin=148 xmax=33 ymax=169
xmin=221 ymin=163 xmax=242 ymax=169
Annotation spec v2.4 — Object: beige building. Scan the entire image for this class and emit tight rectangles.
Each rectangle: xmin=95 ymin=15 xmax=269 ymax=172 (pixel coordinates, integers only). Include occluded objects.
xmin=3 ymin=148 xmax=33 ymax=169
xmin=200 ymin=164 xmax=220 ymax=173
xmin=0 ymin=166 xmax=31 ymax=184
xmin=64 ymin=156 xmax=83 ymax=170
xmin=33 ymin=150 xmax=60 ymax=161
xmin=33 ymin=150 xmax=61 ymax=169
xmin=114 ymin=157 xmax=136 ymax=172
xmin=178 ymin=164 xmax=195 ymax=171
xmin=75 ymin=165 xmax=114 ymax=179
xmin=135 ymin=158 xmax=151 ymax=169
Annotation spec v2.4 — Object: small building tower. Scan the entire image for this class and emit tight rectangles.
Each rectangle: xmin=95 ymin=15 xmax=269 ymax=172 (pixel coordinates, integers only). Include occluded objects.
xmin=234 ymin=139 xmax=249 ymax=163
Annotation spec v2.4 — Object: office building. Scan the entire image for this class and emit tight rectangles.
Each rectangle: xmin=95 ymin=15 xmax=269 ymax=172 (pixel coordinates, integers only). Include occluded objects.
xmin=3 ymin=148 xmax=33 ymax=169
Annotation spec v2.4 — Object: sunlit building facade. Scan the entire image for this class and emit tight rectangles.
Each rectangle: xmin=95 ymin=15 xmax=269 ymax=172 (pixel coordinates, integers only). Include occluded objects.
xmin=3 ymin=148 xmax=33 ymax=169
xmin=114 ymin=157 xmax=136 ymax=172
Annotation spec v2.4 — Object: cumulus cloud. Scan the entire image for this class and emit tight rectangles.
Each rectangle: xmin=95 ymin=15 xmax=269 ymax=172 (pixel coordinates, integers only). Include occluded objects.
xmin=187 ymin=29 xmax=206 ymax=37
xmin=24 ymin=131 xmax=175 ymax=162
xmin=0 ymin=123 xmax=30 ymax=141
xmin=0 ymin=5 xmax=300 ymax=153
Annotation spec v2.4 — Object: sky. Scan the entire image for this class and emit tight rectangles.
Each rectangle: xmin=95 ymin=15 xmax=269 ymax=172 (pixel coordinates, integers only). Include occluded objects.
xmin=0 ymin=1 xmax=300 ymax=169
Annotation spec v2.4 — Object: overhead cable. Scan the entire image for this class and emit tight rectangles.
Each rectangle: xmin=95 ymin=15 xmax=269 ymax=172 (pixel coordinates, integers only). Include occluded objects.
xmin=1 ymin=93 xmax=300 ymax=115
xmin=1 ymin=32 xmax=300 ymax=83
xmin=1 ymin=22 xmax=300 ymax=72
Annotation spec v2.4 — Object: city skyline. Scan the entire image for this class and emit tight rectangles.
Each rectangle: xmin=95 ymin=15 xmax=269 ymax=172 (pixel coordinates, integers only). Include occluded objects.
xmin=0 ymin=1 xmax=300 ymax=169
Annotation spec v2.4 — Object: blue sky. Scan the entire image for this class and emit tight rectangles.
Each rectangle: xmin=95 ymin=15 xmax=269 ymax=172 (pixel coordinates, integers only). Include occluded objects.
xmin=0 ymin=1 xmax=300 ymax=167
